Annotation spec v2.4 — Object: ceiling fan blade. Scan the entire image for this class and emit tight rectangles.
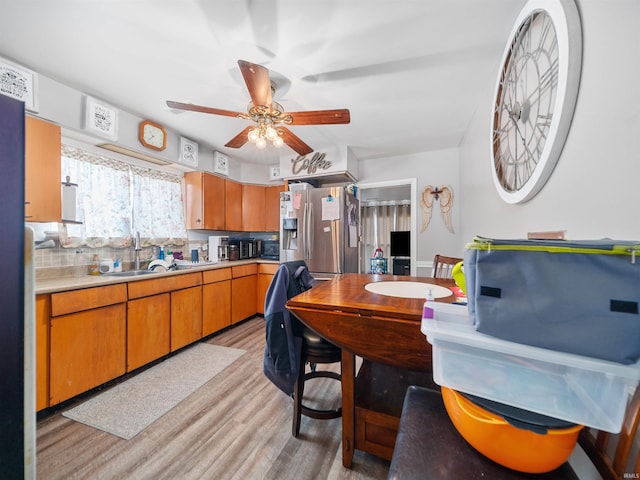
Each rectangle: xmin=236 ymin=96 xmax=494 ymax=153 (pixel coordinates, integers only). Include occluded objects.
xmin=225 ymin=126 xmax=253 ymax=148
xmin=166 ymin=100 xmax=243 ymax=118
xmin=285 ymin=109 xmax=351 ymax=125
xmin=278 ymin=127 xmax=313 ymax=156
xmin=238 ymin=60 xmax=273 ymax=109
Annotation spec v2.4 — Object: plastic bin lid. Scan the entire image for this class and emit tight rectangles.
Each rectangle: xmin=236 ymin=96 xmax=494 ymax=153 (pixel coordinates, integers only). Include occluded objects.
xmin=460 ymin=391 xmax=578 ymax=434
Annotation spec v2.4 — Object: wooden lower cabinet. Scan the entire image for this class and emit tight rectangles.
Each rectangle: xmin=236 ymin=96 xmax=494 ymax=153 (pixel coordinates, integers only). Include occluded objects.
xmin=231 ymin=264 xmax=258 ymax=324
xmin=202 ymin=268 xmax=232 ymax=336
xmin=257 ymin=263 xmax=279 ymax=314
xmin=36 ymin=294 xmax=50 ymax=411
xmin=171 ymin=285 xmax=203 ymax=351
xmin=50 ymin=303 xmax=127 ymax=404
xmin=354 ymin=360 xmax=436 ymax=461
xmin=127 ymin=293 xmax=171 ymax=371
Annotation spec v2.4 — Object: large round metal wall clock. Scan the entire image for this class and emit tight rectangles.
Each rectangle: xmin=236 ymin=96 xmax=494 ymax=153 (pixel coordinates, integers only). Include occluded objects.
xmin=490 ymin=0 xmax=582 ymax=204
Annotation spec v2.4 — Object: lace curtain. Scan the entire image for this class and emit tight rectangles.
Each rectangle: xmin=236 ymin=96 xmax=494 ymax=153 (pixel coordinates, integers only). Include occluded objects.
xmin=59 ymin=145 xmax=187 ymax=248
xmin=360 ymin=202 xmax=411 ymax=273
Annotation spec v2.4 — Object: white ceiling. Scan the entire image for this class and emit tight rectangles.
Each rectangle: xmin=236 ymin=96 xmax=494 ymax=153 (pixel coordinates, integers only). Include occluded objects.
xmin=0 ymin=0 xmax=526 ymax=166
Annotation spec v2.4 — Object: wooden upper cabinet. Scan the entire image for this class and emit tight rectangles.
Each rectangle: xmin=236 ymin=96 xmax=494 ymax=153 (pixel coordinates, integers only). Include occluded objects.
xmin=265 ymin=184 xmax=285 ymax=232
xmin=225 ymin=179 xmax=243 ymax=231
xmin=25 ymin=116 xmax=61 ymax=222
xmin=242 ymin=184 xmax=266 ymax=232
xmin=184 ymin=171 xmax=225 ymax=230
xmin=185 ymin=174 xmax=282 ymax=232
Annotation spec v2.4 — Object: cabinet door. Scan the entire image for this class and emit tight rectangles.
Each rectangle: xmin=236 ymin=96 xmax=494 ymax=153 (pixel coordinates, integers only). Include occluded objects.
xmin=242 ymin=184 xmax=266 ymax=232
xmin=202 ymin=172 xmax=225 ymax=229
xmin=231 ymin=274 xmax=257 ymax=324
xmin=225 ymin=179 xmax=243 ymax=231
xmin=127 ymin=293 xmax=171 ymax=371
xmin=256 ymin=264 xmax=279 ymax=315
xmin=265 ymin=185 xmax=285 ymax=232
xmin=171 ymin=286 xmax=203 ymax=351
xmin=184 ymin=171 xmax=204 ymax=230
xmin=50 ymin=303 xmax=126 ymax=404
xmin=202 ymin=280 xmax=231 ymax=336
xmin=256 ymin=274 xmax=272 ymax=315
xmin=36 ymin=295 xmax=50 ymax=411
xmin=25 ymin=116 xmax=61 ymax=222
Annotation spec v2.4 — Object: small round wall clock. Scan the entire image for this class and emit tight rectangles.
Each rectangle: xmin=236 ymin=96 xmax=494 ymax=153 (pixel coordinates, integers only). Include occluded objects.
xmin=490 ymin=0 xmax=582 ymax=204
xmin=139 ymin=120 xmax=167 ymax=151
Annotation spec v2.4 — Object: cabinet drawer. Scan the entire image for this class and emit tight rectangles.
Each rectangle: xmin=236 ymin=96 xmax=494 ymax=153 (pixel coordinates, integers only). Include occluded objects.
xmin=128 ymin=272 xmax=202 ymax=299
xmin=232 ymin=263 xmax=258 ymax=278
xmin=51 ymin=284 xmax=127 ymax=316
xmin=202 ymin=268 xmax=232 ymax=284
xmin=258 ymin=263 xmax=279 ymax=275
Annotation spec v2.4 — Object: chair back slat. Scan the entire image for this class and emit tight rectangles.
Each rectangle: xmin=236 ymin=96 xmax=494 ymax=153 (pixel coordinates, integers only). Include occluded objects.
xmin=431 ymin=255 xmax=462 ymax=279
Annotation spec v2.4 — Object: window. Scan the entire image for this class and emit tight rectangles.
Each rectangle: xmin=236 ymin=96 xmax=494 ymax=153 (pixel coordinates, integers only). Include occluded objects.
xmin=59 ymin=145 xmax=187 ymax=249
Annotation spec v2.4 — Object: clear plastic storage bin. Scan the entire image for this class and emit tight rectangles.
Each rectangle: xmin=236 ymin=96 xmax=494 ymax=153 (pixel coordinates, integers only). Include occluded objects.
xmin=421 ymin=303 xmax=640 ymax=433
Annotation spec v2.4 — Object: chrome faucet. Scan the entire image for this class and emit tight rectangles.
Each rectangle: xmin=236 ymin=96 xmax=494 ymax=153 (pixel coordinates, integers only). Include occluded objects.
xmin=134 ymin=231 xmax=141 ymax=270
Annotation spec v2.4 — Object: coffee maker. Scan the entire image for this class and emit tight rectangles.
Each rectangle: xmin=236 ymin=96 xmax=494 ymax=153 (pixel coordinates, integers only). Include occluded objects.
xmin=208 ymin=236 xmax=229 ymax=262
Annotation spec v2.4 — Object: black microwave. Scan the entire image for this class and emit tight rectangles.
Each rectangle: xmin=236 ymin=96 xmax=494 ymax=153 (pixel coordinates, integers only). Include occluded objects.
xmin=229 ymin=237 xmax=261 ymax=259
xmin=261 ymin=240 xmax=279 ymax=260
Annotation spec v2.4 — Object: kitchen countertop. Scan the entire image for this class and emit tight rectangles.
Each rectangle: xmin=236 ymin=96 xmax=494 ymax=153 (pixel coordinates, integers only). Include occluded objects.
xmin=36 ymin=259 xmax=279 ymax=295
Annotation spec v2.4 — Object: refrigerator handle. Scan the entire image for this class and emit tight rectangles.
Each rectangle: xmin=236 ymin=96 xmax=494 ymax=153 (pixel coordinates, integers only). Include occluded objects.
xmin=306 ymin=201 xmax=313 ymax=260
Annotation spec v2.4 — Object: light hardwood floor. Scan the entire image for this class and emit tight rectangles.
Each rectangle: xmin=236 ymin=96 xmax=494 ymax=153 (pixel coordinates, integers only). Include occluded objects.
xmin=37 ymin=316 xmax=390 ymax=480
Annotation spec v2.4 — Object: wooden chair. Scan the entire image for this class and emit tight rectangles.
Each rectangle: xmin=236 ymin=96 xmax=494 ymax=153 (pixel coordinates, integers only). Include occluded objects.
xmin=264 ymin=260 xmax=342 ymax=438
xmin=431 ymin=254 xmax=462 ymax=279
xmin=578 ymin=386 xmax=640 ymax=480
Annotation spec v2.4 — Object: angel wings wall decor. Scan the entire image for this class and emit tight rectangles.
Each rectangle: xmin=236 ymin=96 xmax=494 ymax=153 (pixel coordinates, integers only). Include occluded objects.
xmin=420 ymin=185 xmax=454 ymax=234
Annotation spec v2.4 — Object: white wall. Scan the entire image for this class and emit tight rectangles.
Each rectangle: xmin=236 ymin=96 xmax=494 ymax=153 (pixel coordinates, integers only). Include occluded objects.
xmin=12 ymin=61 xmax=275 ymax=184
xmin=459 ymin=0 xmax=640 ymax=242
xmin=357 ymin=148 xmax=461 ymax=264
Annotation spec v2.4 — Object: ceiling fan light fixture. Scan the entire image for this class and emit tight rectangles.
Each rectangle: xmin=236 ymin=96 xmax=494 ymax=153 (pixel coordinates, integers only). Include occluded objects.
xmin=167 ymin=60 xmax=349 ymax=155
xmin=272 ymin=135 xmax=284 ymax=148
xmin=265 ymin=125 xmax=278 ymax=140
xmin=256 ymin=137 xmax=267 ymax=149
xmin=248 ymin=127 xmax=260 ymax=143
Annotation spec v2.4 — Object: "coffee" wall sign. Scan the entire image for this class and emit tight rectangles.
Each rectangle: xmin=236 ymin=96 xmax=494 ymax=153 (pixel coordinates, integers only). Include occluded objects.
xmin=290 ymin=152 xmax=332 ymax=175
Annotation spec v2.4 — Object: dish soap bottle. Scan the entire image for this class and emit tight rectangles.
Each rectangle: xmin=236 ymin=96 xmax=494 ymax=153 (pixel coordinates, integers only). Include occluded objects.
xmin=423 ymin=288 xmax=435 ymax=319
xmin=89 ymin=254 xmax=100 ymax=275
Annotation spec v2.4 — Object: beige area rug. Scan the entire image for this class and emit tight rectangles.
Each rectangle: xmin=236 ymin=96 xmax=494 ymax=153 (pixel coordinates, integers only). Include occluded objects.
xmin=63 ymin=343 xmax=246 ymax=440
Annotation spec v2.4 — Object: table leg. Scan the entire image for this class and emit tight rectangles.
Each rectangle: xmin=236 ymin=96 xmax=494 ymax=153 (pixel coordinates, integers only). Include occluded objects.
xmin=341 ymin=349 xmax=355 ymax=468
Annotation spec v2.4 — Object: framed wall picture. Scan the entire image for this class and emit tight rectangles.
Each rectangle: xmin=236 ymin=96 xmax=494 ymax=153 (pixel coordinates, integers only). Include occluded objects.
xmin=83 ymin=96 xmax=118 ymax=140
xmin=213 ymin=151 xmax=229 ymax=176
xmin=269 ymin=165 xmax=281 ymax=180
xmin=179 ymin=136 xmax=198 ymax=167
xmin=0 ymin=59 xmax=39 ymax=112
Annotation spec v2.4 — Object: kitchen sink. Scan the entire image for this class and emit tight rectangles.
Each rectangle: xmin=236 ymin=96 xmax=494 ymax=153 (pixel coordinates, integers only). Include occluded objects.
xmin=104 ymin=269 xmax=159 ymax=277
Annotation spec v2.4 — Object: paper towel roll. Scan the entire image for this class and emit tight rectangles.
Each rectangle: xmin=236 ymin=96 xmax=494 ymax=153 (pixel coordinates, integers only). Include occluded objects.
xmin=62 ymin=184 xmax=77 ymax=222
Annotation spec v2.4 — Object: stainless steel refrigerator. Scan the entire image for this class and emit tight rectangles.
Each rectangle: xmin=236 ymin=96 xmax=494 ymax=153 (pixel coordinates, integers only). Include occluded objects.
xmin=280 ymin=183 xmax=359 ymax=277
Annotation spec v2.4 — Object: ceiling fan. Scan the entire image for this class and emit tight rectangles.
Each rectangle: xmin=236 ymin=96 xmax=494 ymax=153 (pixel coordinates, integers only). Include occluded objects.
xmin=167 ymin=60 xmax=351 ymax=156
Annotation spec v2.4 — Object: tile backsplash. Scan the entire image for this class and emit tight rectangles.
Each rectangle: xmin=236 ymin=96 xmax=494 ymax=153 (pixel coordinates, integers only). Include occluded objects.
xmin=35 ymin=243 xmax=190 ymax=280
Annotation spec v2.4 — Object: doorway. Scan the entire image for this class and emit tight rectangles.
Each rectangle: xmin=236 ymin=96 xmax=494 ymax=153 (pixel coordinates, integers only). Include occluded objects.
xmin=357 ymin=179 xmax=417 ymax=275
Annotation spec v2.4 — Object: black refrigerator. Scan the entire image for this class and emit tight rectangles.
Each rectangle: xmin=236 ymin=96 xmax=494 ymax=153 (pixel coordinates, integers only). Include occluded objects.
xmin=0 ymin=93 xmax=34 ymax=478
